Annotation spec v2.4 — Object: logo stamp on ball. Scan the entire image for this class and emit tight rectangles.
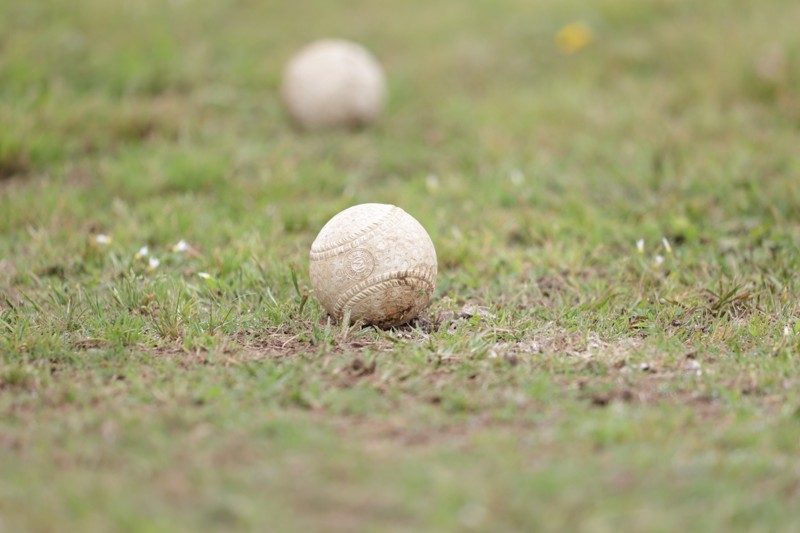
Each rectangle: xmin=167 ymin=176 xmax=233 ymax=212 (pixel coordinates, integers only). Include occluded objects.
xmin=346 ymin=248 xmax=375 ymax=280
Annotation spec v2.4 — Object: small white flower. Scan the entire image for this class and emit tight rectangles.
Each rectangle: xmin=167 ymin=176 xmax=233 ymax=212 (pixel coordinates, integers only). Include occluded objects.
xmin=636 ymin=239 xmax=645 ymax=254
xmin=172 ymin=239 xmax=190 ymax=253
xmin=784 ymin=325 xmax=791 ymax=337
xmin=135 ymin=246 xmax=149 ymax=259
xmin=662 ymin=237 xmax=672 ymax=254
xmin=148 ymin=257 xmax=160 ymax=270
xmin=509 ymin=169 xmax=524 ymax=186
xmin=425 ymin=174 xmax=440 ymax=192
xmin=197 ymin=272 xmax=212 ymax=280
xmin=94 ymin=234 xmax=112 ymax=245
xmin=653 ymin=255 xmax=664 ymax=267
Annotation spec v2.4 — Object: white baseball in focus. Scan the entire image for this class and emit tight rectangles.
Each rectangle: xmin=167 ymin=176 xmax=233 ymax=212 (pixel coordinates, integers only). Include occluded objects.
xmin=281 ymin=39 xmax=386 ymax=130
xmin=309 ymin=204 xmax=437 ymax=328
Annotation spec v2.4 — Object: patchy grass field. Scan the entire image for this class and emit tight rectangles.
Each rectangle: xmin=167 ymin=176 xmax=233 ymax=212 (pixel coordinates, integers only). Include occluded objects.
xmin=2 ymin=0 xmax=800 ymax=531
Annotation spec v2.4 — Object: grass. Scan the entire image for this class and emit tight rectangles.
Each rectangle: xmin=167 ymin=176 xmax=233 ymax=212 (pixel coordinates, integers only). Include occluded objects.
xmin=1 ymin=0 xmax=800 ymax=531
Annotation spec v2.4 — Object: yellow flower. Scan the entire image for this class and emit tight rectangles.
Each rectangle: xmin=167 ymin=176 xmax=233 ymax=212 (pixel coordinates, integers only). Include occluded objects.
xmin=556 ymin=22 xmax=592 ymax=54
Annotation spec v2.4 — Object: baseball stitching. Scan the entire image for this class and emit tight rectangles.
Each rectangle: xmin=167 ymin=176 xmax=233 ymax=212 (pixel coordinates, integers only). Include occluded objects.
xmin=333 ymin=267 xmax=436 ymax=317
xmin=309 ymin=206 xmax=403 ymax=261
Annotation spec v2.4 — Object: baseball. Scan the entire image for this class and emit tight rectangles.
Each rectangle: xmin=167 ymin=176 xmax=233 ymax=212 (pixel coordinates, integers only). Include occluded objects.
xmin=280 ymin=39 xmax=387 ymax=130
xmin=309 ymin=204 xmax=437 ymax=328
